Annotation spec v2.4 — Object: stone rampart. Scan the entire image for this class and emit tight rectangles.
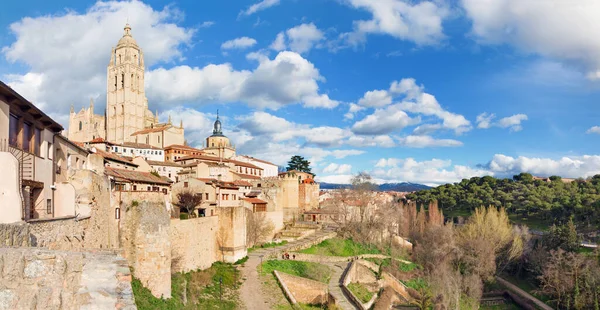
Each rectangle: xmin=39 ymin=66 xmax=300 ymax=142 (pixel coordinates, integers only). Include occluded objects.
xmin=120 ymin=191 xmax=171 ymax=298
xmin=170 ymin=217 xmax=218 ymax=273
xmin=0 ymin=247 xmax=134 ymax=310
xmin=217 ymin=207 xmax=247 ymax=263
xmin=273 ymin=270 xmax=332 ymax=305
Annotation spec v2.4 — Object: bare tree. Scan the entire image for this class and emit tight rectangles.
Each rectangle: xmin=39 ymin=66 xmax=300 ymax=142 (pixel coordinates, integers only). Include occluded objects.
xmin=174 ymin=189 xmax=203 ymax=218
xmin=246 ymin=210 xmax=275 ymax=248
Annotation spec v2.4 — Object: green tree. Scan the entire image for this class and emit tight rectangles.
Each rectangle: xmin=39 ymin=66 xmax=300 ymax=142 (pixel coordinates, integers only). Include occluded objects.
xmin=286 ymin=155 xmax=313 ymax=174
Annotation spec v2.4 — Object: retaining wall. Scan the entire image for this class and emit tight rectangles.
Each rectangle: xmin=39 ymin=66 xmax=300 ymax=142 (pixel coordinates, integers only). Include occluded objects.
xmin=170 ymin=217 xmax=218 ymax=273
xmin=274 ymin=270 xmax=333 ymax=305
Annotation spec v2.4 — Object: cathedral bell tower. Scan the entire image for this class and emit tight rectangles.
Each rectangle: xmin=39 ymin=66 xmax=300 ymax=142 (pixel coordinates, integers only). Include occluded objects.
xmin=106 ymin=23 xmax=148 ymax=144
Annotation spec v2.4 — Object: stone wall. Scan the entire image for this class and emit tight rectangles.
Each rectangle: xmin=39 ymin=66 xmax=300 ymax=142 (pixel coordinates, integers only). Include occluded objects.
xmin=299 ymin=182 xmax=319 ymax=212
xmin=217 ymin=207 xmax=247 ymax=263
xmin=170 ymin=217 xmax=218 ymax=273
xmin=0 ymin=223 xmax=30 ymax=247
xmin=0 ymin=248 xmax=134 ymax=310
xmin=120 ymin=191 xmax=171 ymax=298
xmin=274 ymin=270 xmax=332 ymax=305
xmin=264 ymin=210 xmax=284 ymax=237
xmin=344 ymin=260 xmax=377 ymax=284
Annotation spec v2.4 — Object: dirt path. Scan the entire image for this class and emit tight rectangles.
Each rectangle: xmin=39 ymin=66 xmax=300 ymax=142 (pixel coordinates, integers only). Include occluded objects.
xmin=496 ymin=277 xmax=553 ymax=310
xmin=238 ymin=230 xmax=335 ymax=309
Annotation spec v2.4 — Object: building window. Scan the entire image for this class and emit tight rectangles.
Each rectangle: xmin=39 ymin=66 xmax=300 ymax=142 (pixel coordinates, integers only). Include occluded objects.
xmin=205 ymin=193 xmax=209 ymax=200
xmin=9 ymin=114 xmax=19 ymax=147
xmin=158 ymin=136 xmax=160 ymax=144
xmin=184 ymin=182 xmax=188 ymax=188
xmin=147 ymin=186 xmax=151 ymax=191
xmin=121 ymin=73 xmax=124 ymax=88
xmin=115 ymin=208 xmax=121 ymax=219
xmin=46 ymin=199 xmax=52 ymax=214
xmin=133 ymin=185 xmax=137 ymax=191
xmin=22 ymin=122 xmax=32 ymax=152
xmin=34 ymin=127 xmax=41 ymax=156
xmin=48 ymin=142 xmax=53 ymax=159
xmin=79 ymin=121 xmax=82 ymax=131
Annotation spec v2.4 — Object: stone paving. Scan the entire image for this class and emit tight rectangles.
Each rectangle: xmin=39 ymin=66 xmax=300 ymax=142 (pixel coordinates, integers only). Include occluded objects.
xmin=326 ymin=262 xmax=358 ymax=310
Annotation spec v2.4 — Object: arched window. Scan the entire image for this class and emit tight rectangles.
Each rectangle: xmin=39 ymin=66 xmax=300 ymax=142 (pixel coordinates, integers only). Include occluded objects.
xmin=114 ymin=75 xmax=117 ymax=90
xmin=79 ymin=121 xmax=82 ymax=131
xmin=121 ymin=73 xmax=124 ymax=89
xmin=131 ymin=74 xmax=134 ymax=89
xmin=119 ymin=54 xmax=122 ymax=64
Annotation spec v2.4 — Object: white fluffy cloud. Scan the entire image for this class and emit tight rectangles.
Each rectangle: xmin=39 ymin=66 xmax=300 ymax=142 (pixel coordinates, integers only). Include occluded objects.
xmin=351 ymin=78 xmax=470 ymax=135
xmin=487 ymin=154 xmax=600 ymax=179
xmin=239 ymin=0 xmax=280 ymax=16
xmin=587 ymin=126 xmax=600 ymax=134
xmin=396 ymin=135 xmax=463 ymax=148
xmin=372 ymin=157 xmax=491 ymax=186
xmin=461 ymin=0 xmax=600 ymax=76
xmin=221 ymin=37 xmax=257 ymax=50
xmin=340 ymin=0 xmax=449 ymax=47
xmin=270 ymin=23 xmax=325 ymax=54
xmin=146 ymin=51 xmax=339 ymax=109
xmin=476 ymin=113 xmax=528 ymax=132
xmin=2 ymin=0 xmax=194 ymax=119
xmin=323 ymin=163 xmax=352 ymax=174
xmin=351 ymin=105 xmax=420 ymax=135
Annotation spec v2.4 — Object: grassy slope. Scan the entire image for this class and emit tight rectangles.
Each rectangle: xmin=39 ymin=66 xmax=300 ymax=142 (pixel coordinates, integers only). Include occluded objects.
xmin=132 ymin=262 xmax=241 ymax=310
xmin=347 ymin=283 xmax=374 ymax=303
xmin=260 ymin=260 xmax=332 ymax=283
xmin=298 ymin=238 xmax=381 ymax=257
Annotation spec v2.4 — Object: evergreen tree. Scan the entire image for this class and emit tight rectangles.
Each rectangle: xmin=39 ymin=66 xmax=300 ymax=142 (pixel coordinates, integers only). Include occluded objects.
xmin=286 ymin=155 xmax=313 ymax=174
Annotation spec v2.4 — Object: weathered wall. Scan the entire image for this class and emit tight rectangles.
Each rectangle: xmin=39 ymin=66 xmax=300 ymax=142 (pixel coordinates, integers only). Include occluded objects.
xmin=264 ymin=210 xmax=284 ymax=236
xmin=0 ymin=248 xmax=135 ymax=310
xmin=274 ymin=270 xmax=331 ymax=305
xmin=0 ymin=223 xmax=30 ymax=247
xmin=120 ymin=191 xmax=171 ymax=298
xmin=217 ymin=206 xmax=247 ymax=263
xmin=28 ymin=170 xmax=119 ymax=250
xmin=299 ymin=183 xmax=319 ymax=212
xmin=53 ymin=182 xmax=76 ymax=218
xmin=0 ymin=153 xmax=22 ymax=224
xmin=170 ymin=217 xmax=218 ymax=273
xmin=344 ymin=260 xmax=378 ymax=284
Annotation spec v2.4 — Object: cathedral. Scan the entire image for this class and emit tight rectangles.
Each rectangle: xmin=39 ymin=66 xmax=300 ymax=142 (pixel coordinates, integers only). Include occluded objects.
xmin=68 ymin=24 xmax=184 ymax=148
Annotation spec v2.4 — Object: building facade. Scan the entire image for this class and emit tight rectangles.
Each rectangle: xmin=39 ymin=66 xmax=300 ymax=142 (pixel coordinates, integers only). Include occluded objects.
xmin=67 ymin=24 xmax=184 ymax=147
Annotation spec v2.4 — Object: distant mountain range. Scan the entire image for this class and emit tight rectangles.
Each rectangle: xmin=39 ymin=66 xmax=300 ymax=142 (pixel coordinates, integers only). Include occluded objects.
xmin=319 ymin=182 xmax=432 ymax=192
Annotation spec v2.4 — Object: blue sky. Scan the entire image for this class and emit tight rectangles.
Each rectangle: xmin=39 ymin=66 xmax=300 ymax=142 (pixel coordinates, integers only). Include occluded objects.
xmin=2 ymin=0 xmax=600 ymax=185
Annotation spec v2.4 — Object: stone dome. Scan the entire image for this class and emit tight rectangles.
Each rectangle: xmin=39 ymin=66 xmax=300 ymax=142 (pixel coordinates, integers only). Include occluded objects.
xmin=117 ymin=23 xmax=138 ymax=48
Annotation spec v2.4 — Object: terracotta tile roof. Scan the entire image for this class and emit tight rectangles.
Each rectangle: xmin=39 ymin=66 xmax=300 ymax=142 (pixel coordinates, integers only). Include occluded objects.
xmin=88 ymin=137 xmax=112 ymax=144
xmin=121 ymin=142 xmax=163 ymax=150
xmin=175 ymin=154 xmax=224 ymax=163
xmin=147 ymin=160 xmax=182 ymax=167
xmin=233 ymin=172 xmax=261 ymax=180
xmin=239 ymin=156 xmax=277 ymax=166
xmin=105 ymin=167 xmax=171 ymax=185
xmin=242 ymin=197 xmax=267 ymax=204
xmin=233 ymin=180 xmax=253 ymax=186
xmin=229 ymin=159 xmax=263 ymax=170
xmin=165 ymin=144 xmax=204 ymax=152
xmin=196 ymin=177 xmax=217 ymax=183
xmin=130 ymin=125 xmax=171 ymax=136
xmin=94 ymin=149 xmax=138 ymax=166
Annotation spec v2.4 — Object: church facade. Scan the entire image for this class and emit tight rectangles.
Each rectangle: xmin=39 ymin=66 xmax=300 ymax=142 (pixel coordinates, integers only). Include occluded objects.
xmin=68 ymin=24 xmax=184 ymax=147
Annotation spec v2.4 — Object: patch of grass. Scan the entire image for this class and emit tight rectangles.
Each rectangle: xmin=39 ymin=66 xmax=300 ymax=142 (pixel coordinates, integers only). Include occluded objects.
xmin=347 ymin=283 xmax=374 ymax=304
xmin=507 ymin=213 xmax=551 ymax=231
xmin=132 ymin=262 xmax=240 ymax=310
xmin=234 ymin=256 xmax=248 ymax=265
xmin=403 ymin=278 xmax=428 ymax=290
xmin=248 ymin=240 xmax=288 ymax=253
xmin=298 ymin=238 xmax=381 ymax=257
xmin=398 ymin=261 xmax=420 ymax=272
xmin=260 ymin=260 xmax=331 ymax=283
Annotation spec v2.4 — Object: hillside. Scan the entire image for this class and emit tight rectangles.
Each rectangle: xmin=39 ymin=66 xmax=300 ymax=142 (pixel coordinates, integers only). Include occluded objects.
xmin=407 ymin=173 xmax=600 ymax=230
xmin=320 ymin=182 xmax=431 ymax=192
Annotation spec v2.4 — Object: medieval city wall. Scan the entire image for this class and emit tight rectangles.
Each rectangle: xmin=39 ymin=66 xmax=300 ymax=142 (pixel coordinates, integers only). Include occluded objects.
xmin=170 ymin=216 xmax=218 ymax=273
xmin=0 ymin=247 xmax=134 ymax=310
xmin=119 ymin=191 xmax=171 ymax=298
xmin=217 ymin=206 xmax=247 ymax=263
xmin=264 ymin=210 xmax=284 ymax=236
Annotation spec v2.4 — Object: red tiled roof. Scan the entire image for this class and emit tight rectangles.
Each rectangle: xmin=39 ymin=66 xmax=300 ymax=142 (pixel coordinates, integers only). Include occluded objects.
xmin=233 ymin=172 xmax=261 ymax=180
xmin=165 ymin=144 xmax=204 ymax=152
xmin=175 ymin=154 xmax=224 ymax=162
xmin=89 ymin=137 xmax=110 ymax=144
xmin=196 ymin=177 xmax=217 ymax=183
xmin=229 ymin=159 xmax=263 ymax=170
xmin=94 ymin=149 xmax=138 ymax=166
xmin=105 ymin=167 xmax=171 ymax=185
xmin=242 ymin=197 xmax=267 ymax=204
xmin=233 ymin=180 xmax=252 ymax=186
xmin=147 ymin=160 xmax=182 ymax=167
xmin=130 ymin=125 xmax=171 ymax=136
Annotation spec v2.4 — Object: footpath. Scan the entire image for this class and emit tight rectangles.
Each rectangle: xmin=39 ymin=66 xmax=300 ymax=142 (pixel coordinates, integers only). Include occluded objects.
xmin=238 ymin=230 xmax=335 ymax=309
